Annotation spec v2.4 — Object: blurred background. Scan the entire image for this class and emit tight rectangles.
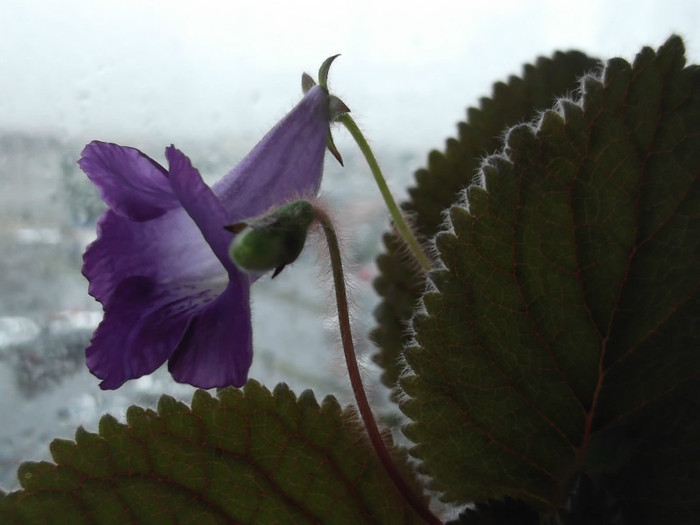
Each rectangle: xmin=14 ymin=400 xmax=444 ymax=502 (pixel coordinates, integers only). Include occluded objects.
xmin=1 ymin=0 xmax=698 ymax=490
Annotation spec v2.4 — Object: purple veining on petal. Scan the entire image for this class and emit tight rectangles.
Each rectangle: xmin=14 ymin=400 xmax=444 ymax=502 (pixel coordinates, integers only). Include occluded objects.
xmin=80 ymin=84 xmax=331 ymax=389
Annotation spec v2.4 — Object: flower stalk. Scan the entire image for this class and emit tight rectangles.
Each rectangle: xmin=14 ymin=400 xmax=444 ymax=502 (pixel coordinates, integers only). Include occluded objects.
xmin=311 ymin=204 xmax=441 ymax=525
xmin=337 ymin=114 xmax=432 ymax=273
xmin=304 ymin=55 xmax=430 ymax=272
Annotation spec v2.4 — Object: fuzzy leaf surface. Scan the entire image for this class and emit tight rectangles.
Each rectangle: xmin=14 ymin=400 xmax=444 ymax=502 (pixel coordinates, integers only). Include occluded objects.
xmin=372 ymin=50 xmax=601 ymax=392
xmin=0 ymin=381 xmax=424 ymax=524
xmin=401 ymin=36 xmax=700 ymax=515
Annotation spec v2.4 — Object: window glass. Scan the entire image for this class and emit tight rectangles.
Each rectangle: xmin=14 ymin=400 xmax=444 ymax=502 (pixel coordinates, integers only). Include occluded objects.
xmin=1 ymin=0 xmax=698 ymax=490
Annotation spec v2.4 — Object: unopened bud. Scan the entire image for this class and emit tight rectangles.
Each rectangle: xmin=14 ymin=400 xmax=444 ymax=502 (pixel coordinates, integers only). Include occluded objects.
xmin=229 ymin=200 xmax=314 ymax=278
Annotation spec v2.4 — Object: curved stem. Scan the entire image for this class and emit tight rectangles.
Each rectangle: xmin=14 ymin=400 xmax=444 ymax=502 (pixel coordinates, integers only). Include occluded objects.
xmin=312 ymin=205 xmax=442 ymax=525
xmin=337 ymin=114 xmax=432 ymax=273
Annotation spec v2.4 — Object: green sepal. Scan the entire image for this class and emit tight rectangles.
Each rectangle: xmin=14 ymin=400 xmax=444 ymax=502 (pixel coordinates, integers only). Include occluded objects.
xmin=318 ymin=54 xmax=340 ymax=89
xmin=301 ymin=72 xmax=316 ymax=94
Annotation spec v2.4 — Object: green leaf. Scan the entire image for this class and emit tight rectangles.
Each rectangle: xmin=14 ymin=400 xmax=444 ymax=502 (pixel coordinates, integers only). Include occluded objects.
xmin=372 ymin=50 xmax=602 ymax=394
xmin=445 ymin=497 xmax=539 ymax=525
xmin=582 ymin=381 xmax=700 ymax=523
xmin=0 ymin=381 xmax=426 ymax=524
xmin=400 ymin=35 xmax=699 ymax=515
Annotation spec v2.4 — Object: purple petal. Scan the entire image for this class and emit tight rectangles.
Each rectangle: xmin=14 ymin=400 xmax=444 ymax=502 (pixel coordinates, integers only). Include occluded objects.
xmin=214 ymin=85 xmax=330 ymax=223
xmin=87 ymin=273 xmax=228 ymax=389
xmin=168 ymin=272 xmax=252 ymax=388
xmin=165 ymin=146 xmax=234 ymax=270
xmin=83 ymin=207 xmax=225 ymax=307
xmin=79 ymin=142 xmax=180 ymax=221
xmin=80 ymin=83 xmax=333 ymax=390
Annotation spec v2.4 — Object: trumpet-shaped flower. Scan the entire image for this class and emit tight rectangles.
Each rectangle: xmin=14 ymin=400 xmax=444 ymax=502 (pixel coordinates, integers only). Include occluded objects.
xmin=80 ymin=85 xmax=331 ymax=389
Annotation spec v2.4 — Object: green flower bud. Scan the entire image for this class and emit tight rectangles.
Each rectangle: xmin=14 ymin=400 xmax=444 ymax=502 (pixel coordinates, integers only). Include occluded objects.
xmin=229 ymin=200 xmax=315 ymax=278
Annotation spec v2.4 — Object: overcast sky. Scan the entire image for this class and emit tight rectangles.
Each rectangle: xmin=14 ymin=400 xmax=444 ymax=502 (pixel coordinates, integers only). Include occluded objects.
xmin=1 ymin=0 xmax=699 ymax=152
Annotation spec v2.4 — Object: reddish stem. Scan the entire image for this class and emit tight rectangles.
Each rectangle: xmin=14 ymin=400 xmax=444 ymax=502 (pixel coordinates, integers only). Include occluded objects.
xmin=313 ymin=205 xmax=442 ymax=525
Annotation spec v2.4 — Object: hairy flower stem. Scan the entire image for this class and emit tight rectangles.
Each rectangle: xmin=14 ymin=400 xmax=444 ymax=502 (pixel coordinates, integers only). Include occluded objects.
xmin=337 ymin=114 xmax=432 ymax=273
xmin=312 ymin=205 xmax=442 ymax=525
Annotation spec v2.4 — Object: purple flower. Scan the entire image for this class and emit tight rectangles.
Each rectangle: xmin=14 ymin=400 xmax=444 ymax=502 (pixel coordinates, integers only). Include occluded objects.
xmin=79 ymin=85 xmax=331 ymax=390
